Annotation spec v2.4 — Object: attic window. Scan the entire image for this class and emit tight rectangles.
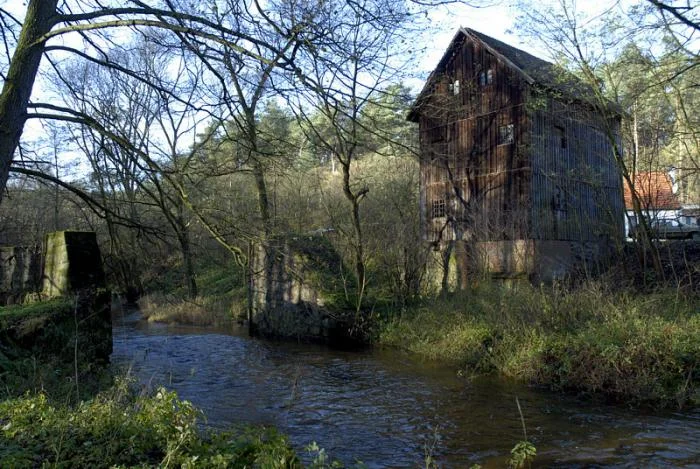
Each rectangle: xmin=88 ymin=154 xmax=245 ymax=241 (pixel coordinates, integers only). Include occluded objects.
xmin=498 ymin=124 xmax=514 ymax=145
xmin=432 ymin=199 xmax=446 ymax=218
xmin=478 ymin=69 xmax=494 ymax=86
xmin=449 ymin=80 xmax=460 ymax=95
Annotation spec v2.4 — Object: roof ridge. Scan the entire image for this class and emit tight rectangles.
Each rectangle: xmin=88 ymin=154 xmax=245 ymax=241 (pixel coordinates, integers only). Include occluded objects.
xmin=408 ymin=27 xmax=621 ymax=122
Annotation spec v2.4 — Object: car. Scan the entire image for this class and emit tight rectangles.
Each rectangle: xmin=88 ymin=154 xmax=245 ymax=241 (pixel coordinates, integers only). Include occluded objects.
xmin=629 ymin=219 xmax=700 ymax=241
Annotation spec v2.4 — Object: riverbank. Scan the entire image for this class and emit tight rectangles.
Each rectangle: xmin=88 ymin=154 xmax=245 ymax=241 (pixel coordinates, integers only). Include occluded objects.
xmin=0 ymin=306 xmax=333 ymax=468
xmin=0 ymin=295 xmax=301 ymax=468
xmin=138 ymin=259 xmax=700 ymax=408
xmin=0 ymin=379 xmax=307 ymax=468
xmin=138 ymin=263 xmax=246 ymax=327
xmin=379 ymin=281 xmax=700 ymax=408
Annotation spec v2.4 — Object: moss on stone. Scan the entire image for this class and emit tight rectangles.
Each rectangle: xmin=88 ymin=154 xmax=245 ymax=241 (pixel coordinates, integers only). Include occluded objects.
xmin=0 ymin=297 xmax=71 ymax=326
xmin=0 ymin=290 xmax=111 ymax=369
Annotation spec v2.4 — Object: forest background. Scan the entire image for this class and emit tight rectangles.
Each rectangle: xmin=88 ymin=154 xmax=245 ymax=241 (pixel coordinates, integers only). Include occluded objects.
xmin=1 ymin=0 xmax=697 ymax=311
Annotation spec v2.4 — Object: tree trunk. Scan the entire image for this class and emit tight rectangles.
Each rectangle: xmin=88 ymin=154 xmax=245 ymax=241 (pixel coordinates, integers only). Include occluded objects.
xmin=252 ymin=160 xmax=272 ymax=238
xmin=252 ymin=158 xmax=280 ymax=319
xmin=440 ymin=241 xmax=454 ymax=296
xmin=340 ymin=159 xmax=366 ymax=309
xmin=177 ymin=228 xmax=198 ymax=299
xmin=0 ymin=0 xmax=57 ymax=202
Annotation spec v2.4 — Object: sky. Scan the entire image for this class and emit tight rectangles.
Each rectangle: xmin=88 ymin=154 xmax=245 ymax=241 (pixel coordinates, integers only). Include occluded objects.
xmin=1 ymin=0 xmax=641 ymax=180
xmin=423 ymin=1 xmax=524 ymax=66
xmin=420 ymin=0 xmax=642 ymax=72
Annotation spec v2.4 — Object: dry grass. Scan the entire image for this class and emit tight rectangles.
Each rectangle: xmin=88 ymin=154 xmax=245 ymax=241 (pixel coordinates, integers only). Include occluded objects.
xmin=138 ymin=292 xmax=243 ymax=327
xmin=380 ymin=281 xmax=700 ymax=408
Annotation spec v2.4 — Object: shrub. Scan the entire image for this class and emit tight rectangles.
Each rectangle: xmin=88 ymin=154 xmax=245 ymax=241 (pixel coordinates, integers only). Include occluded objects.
xmin=0 ymin=381 xmax=300 ymax=468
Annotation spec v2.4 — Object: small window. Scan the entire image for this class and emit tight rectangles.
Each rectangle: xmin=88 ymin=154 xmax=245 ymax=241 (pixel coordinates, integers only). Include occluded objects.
xmin=498 ymin=124 xmax=514 ymax=145
xmin=452 ymin=80 xmax=460 ymax=95
xmin=553 ymin=186 xmax=567 ymax=217
xmin=555 ymin=125 xmax=567 ymax=149
xmin=432 ymin=199 xmax=446 ymax=218
xmin=478 ymin=69 xmax=493 ymax=86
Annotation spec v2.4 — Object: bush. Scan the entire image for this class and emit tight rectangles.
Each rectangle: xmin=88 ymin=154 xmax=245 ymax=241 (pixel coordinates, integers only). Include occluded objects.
xmin=0 ymin=380 xmax=300 ymax=468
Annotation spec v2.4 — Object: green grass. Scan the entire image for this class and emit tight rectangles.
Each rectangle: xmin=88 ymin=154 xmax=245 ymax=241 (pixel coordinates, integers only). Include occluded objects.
xmin=379 ymin=282 xmax=700 ymax=408
xmin=0 ymin=298 xmax=72 ymax=326
xmin=1 ymin=293 xmax=113 ymax=402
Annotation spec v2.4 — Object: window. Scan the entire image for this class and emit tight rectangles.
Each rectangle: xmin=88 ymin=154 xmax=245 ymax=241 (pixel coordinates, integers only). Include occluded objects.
xmin=432 ymin=199 xmax=446 ymax=218
xmin=552 ymin=186 xmax=567 ymax=221
xmin=450 ymin=80 xmax=460 ymax=95
xmin=478 ymin=69 xmax=493 ymax=86
xmin=555 ymin=125 xmax=567 ymax=149
xmin=498 ymin=124 xmax=514 ymax=145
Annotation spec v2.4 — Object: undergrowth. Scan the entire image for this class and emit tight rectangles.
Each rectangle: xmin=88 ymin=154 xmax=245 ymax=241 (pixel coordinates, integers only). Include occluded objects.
xmin=0 ymin=378 xmax=301 ymax=468
xmin=379 ymin=281 xmax=700 ymax=408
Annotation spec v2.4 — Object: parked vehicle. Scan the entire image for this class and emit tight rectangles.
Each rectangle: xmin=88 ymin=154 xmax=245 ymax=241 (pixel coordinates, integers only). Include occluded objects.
xmin=629 ymin=219 xmax=700 ymax=240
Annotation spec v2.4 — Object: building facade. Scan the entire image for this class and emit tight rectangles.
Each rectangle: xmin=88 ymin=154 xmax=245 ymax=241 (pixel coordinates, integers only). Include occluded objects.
xmin=409 ymin=28 xmax=624 ymax=282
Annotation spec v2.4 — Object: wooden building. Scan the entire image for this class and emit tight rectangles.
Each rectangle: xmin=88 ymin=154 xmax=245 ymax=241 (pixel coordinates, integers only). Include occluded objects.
xmin=408 ymin=28 xmax=624 ymax=282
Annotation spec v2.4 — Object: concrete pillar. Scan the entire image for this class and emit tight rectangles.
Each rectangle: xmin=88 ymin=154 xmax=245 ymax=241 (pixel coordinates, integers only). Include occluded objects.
xmin=42 ymin=231 xmax=105 ymax=298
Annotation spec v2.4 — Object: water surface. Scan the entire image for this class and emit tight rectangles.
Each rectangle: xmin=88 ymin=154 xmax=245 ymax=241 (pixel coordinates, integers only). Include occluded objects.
xmin=111 ymin=312 xmax=700 ymax=467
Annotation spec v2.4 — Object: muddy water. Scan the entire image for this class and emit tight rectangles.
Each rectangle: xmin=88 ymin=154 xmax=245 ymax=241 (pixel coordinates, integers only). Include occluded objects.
xmin=111 ymin=312 xmax=700 ymax=467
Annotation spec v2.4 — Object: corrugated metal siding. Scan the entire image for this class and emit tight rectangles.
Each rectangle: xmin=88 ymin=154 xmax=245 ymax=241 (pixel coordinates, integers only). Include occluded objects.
xmin=528 ymin=99 xmax=624 ymax=241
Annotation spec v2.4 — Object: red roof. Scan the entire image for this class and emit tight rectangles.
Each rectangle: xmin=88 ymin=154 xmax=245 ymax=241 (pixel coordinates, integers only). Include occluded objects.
xmin=623 ymin=172 xmax=680 ymax=210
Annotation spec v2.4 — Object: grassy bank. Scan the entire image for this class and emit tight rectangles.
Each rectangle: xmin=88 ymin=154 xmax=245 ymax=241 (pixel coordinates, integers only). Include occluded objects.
xmin=0 ymin=329 xmax=346 ymax=468
xmin=0 ymin=301 xmax=338 ymax=468
xmin=379 ymin=282 xmax=700 ymax=408
xmin=1 ymin=294 xmax=113 ymax=400
xmin=139 ymin=263 xmax=246 ymax=327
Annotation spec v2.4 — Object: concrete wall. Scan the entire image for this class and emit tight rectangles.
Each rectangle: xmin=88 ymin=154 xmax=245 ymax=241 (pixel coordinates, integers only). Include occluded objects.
xmin=43 ymin=231 xmax=106 ymax=298
xmin=0 ymin=246 xmax=41 ymax=305
xmin=1 ymin=231 xmax=106 ymax=305
xmin=435 ymin=238 xmax=616 ymax=289
xmin=249 ymin=235 xmax=352 ymax=342
xmin=1 ymin=231 xmax=111 ymax=363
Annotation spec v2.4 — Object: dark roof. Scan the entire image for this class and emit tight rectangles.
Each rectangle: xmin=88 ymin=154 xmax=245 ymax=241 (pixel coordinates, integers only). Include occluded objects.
xmin=623 ymin=172 xmax=681 ymax=211
xmin=466 ymin=29 xmax=565 ymax=88
xmin=408 ymin=28 xmax=616 ymax=121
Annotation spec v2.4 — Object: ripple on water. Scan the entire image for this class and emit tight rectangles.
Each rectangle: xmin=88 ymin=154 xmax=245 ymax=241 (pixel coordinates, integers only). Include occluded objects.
xmin=111 ymin=318 xmax=700 ymax=468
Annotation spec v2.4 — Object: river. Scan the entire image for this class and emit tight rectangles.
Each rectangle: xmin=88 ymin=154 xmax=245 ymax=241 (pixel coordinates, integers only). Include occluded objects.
xmin=111 ymin=311 xmax=700 ymax=468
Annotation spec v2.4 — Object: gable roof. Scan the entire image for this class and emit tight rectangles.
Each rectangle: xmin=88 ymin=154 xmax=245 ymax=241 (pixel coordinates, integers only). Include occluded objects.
xmin=624 ymin=171 xmax=681 ymax=211
xmin=408 ymin=28 xmax=613 ymax=121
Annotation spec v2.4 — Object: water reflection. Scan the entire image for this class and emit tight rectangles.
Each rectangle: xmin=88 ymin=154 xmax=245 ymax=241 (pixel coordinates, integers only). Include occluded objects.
xmin=112 ymin=313 xmax=700 ymax=467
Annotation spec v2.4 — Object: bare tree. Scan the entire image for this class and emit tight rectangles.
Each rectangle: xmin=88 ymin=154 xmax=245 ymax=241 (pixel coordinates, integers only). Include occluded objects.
xmin=281 ymin=0 xmax=421 ymax=315
xmin=0 ymin=0 xmax=299 ymax=203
